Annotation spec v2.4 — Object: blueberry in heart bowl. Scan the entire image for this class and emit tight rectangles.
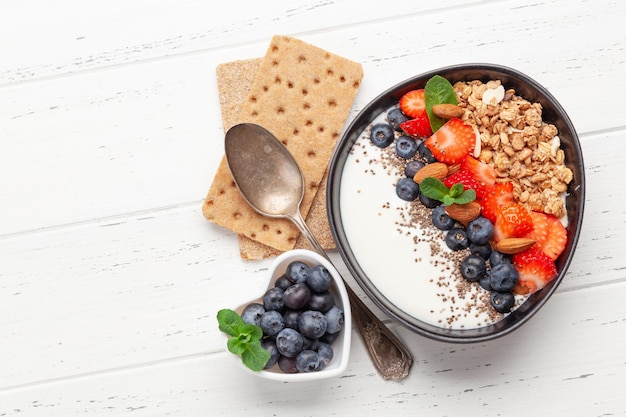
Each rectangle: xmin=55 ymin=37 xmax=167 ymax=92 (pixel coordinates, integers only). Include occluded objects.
xmin=217 ymin=249 xmax=352 ymax=381
xmin=326 ymin=63 xmax=585 ymax=343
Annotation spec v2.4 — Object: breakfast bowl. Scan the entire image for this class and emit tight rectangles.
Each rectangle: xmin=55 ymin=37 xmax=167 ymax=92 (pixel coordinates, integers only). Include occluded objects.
xmin=326 ymin=63 xmax=584 ymax=343
xmin=223 ymin=249 xmax=352 ymax=381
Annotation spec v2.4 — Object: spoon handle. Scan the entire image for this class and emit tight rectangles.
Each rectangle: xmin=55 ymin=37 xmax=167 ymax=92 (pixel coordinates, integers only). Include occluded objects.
xmin=289 ymin=212 xmax=413 ymax=381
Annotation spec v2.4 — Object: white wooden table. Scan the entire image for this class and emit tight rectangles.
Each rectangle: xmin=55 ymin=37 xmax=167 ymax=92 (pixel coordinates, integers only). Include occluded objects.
xmin=1 ymin=0 xmax=625 ymax=415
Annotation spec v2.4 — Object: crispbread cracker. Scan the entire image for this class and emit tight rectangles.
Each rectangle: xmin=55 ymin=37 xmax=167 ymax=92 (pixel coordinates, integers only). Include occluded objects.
xmin=203 ymin=35 xmax=363 ymax=254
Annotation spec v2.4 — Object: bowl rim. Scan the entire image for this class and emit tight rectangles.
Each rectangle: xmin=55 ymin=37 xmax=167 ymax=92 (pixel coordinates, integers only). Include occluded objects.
xmin=226 ymin=249 xmax=352 ymax=381
xmin=327 ymin=63 xmax=585 ymax=343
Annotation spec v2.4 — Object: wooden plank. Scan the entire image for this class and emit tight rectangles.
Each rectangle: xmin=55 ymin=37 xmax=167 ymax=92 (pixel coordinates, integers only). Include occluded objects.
xmin=1 ymin=281 xmax=624 ymax=416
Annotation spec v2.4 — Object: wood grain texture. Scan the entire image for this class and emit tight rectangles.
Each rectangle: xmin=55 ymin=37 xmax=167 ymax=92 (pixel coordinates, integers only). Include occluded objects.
xmin=1 ymin=0 xmax=625 ymax=415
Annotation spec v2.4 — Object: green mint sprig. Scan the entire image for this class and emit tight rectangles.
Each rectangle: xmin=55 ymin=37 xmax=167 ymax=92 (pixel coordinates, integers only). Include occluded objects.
xmin=419 ymin=177 xmax=476 ymax=206
xmin=424 ymin=75 xmax=458 ymax=132
xmin=217 ymin=308 xmax=271 ymax=372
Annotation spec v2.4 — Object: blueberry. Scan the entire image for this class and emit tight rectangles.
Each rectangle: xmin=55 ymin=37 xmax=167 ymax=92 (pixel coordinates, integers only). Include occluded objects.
xmin=396 ymin=177 xmax=420 ymax=201
xmin=274 ymin=274 xmax=292 ymax=291
xmin=470 ymin=242 xmax=492 ymax=260
xmin=307 ymin=292 xmax=335 ymax=313
xmin=241 ymin=303 xmax=265 ymax=326
xmin=282 ymin=283 xmax=311 ymax=310
xmin=396 ymin=135 xmax=418 ymax=159
xmin=460 ymin=254 xmax=487 ymax=282
xmin=278 ymin=355 xmax=298 ymax=373
xmin=320 ymin=331 xmax=340 ymax=345
xmin=387 ymin=108 xmax=410 ymax=131
xmin=260 ymin=310 xmax=285 ymax=337
xmin=419 ymin=190 xmax=441 ymax=208
xmin=370 ymin=123 xmax=395 ymax=148
xmin=275 ymin=327 xmax=304 ymax=357
xmin=324 ymin=305 xmax=344 ymax=334
xmin=283 ymin=309 xmax=301 ymax=329
xmin=263 ymin=287 xmax=284 ymax=312
xmin=466 ymin=216 xmax=494 ymax=245
xmin=295 ymin=350 xmax=321 ymax=372
xmin=261 ymin=338 xmax=280 ymax=369
xmin=418 ymin=141 xmax=437 ymax=163
xmin=491 ymin=291 xmax=515 ymax=313
xmin=445 ymin=227 xmax=469 ymax=251
xmin=405 ymin=160 xmax=425 ymax=178
xmin=285 ymin=261 xmax=310 ymax=284
xmin=489 ymin=250 xmax=511 ymax=267
xmin=479 ymin=274 xmax=492 ymax=291
xmin=317 ymin=342 xmax=334 ymax=370
xmin=306 ymin=265 xmax=332 ymax=293
xmin=431 ymin=205 xmax=455 ymax=230
xmin=297 ymin=310 xmax=328 ymax=339
xmin=302 ymin=336 xmax=320 ymax=351
xmin=489 ymin=263 xmax=519 ymax=292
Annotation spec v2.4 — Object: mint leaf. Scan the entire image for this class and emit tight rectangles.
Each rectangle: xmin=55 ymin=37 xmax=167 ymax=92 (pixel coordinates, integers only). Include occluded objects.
xmin=217 ymin=309 xmax=244 ymax=337
xmin=242 ymin=340 xmax=272 ymax=372
xmin=217 ymin=308 xmax=270 ymax=372
xmin=453 ymin=189 xmax=476 ymax=205
xmin=419 ymin=177 xmax=449 ymax=201
xmin=424 ymin=75 xmax=458 ymax=132
xmin=419 ymin=176 xmax=476 ymax=206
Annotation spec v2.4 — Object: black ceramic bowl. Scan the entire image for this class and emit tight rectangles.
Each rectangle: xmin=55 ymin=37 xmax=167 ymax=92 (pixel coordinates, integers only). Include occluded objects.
xmin=327 ymin=64 xmax=585 ymax=343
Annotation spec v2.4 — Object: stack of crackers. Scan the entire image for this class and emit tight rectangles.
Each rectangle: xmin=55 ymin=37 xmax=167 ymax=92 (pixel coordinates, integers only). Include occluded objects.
xmin=202 ymin=35 xmax=364 ymax=260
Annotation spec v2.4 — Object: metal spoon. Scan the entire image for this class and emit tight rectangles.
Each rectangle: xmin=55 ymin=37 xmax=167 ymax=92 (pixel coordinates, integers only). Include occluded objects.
xmin=224 ymin=123 xmax=413 ymax=381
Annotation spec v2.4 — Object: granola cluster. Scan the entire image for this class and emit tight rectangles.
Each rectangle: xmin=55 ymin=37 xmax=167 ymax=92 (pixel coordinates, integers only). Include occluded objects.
xmin=453 ymin=80 xmax=573 ymax=218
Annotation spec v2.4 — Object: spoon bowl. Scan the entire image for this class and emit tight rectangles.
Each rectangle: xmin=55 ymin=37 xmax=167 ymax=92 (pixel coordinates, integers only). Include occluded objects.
xmin=224 ymin=123 xmax=413 ymax=380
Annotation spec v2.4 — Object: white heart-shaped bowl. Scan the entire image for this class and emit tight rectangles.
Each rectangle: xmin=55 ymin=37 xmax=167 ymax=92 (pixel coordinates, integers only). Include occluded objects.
xmin=225 ymin=249 xmax=352 ymax=382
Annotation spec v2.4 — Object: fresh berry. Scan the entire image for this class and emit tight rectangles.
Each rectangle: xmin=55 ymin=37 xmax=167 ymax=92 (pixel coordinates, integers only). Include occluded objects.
xmin=241 ymin=303 xmax=265 ymax=326
xmin=275 ymin=328 xmax=304 ymax=358
xmin=399 ymin=89 xmax=427 ymax=119
xmin=524 ymin=211 xmax=568 ymax=260
xmin=263 ymin=287 xmax=285 ymax=312
xmin=424 ymin=118 xmax=475 ymax=164
xmin=278 ymin=355 xmax=298 ymax=373
xmin=512 ymin=246 xmax=558 ymax=294
xmin=470 ymin=242 xmax=492 ymax=260
xmin=489 ymin=262 xmax=519 ymax=292
xmin=490 ymin=291 xmax=515 ymax=313
xmin=466 ymin=216 xmax=495 ymax=245
xmin=316 ymin=342 xmax=334 ymax=370
xmin=417 ymin=140 xmax=437 ymax=163
xmin=260 ymin=310 xmax=285 ymax=337
xmin=282 ymin=283 xmax=311 ymax=310
xmin=369 ymin=123 xmax=395 ymax=148
xmin=419 ymin=191 xmax=441 ymax=208
xmin=274 ymin=275 xmax=293 ymax=291
xmin=400 ymin=117 xmax=432 ymax=138
xmin=396 ymin=177 xmax=420 ymax=201
xmin=395 ymin=135 xmax=419 ymax=159
xmin=461 ymin=155 xmax=497 ymax=188
xmin=262 ymin=338 xmax=280 ymax=369
xmin=443 ymin=169 xmax=487 ymax=199
xmin=297 ymin=310 xmax=328 ymax=339
xmin=387 ymin=107 xmax=410 ymax=131
xmin=445 ymin=227 xmax=469 ymax=251
xmin=307 ymin=292 xmax=335 ymax=313
xmin=479 ymin=274 xmax=492 ymax=291
xmin=324 ymin=305 xmax=344 ymax=334
xmin=285 ymin=261 xmax=310 ymax=284
xmin=405 ymin=160 xmax=425 ymax=178
xmin=306 ymin=265 xmax=332 ymax=293
xmin=493 ymin=203 xmax=534 ymax=241
xmin=296 ymin=350 xmax=321 ymax=372
xmin=480 ymin=182 xmax=515 ymax=223
xmin=489 ymin=250 xmax=511 ymax=267
xmin=460 ymin=254 xmax=487 ymax=282
xmin=431 ymin=205 xmax=455 ymax=230
xmin=283 ymin=309 xmax=301 ymax=329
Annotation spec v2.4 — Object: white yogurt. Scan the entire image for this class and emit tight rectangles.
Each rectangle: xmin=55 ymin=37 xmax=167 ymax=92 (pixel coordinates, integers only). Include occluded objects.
xmin=339 ymin=110 xmax=527 ymax=330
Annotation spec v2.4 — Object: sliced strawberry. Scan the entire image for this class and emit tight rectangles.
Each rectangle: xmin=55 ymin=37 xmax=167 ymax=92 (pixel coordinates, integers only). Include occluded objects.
xmin=480 ymin=182 xmax=514 ymax=223
xmin=443 ymin=169 xmax=487 ymax=200
xmin=493 ymin=202 xmax=534 ymax=241
xmin=524 ymin=211 xmax=568 ymax=260
xmin=424 ymin=118 xmax=475 ymax=164
xmin=512 ymin=246 xmax=558 ymax=294
xmin=399 ymin=89 xmax=427 ymax=119
xmin=400 ymin=116 xmax=432 ymax=138
xmin=461 ymin=155 xmax=497 ymax=187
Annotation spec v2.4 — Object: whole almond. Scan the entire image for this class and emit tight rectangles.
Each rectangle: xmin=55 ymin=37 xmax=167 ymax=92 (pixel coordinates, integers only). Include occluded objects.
xmin=445 ymin=201 xmax=481 ymax=225
xmin=413 ymin=162 xmax=448 ymax=184
xmin=494 ymin=238 xmax=537 ymax=254
xmin=432 ymin=103 xmax=465 ymax=119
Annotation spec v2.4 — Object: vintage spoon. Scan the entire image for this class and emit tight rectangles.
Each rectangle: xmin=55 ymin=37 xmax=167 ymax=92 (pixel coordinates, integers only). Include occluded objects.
xmin=224 ymin=123 xmax=413 ymax=381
